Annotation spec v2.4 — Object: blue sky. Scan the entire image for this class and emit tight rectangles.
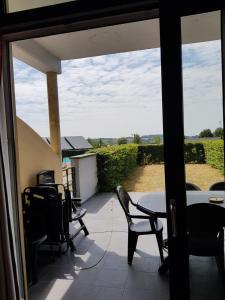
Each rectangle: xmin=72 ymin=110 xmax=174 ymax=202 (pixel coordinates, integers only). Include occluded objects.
xmin=14 ymin=40 xmax=223 ymax=138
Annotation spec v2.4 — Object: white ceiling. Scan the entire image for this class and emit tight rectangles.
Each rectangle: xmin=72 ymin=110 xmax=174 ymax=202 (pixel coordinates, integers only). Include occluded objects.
xmin=13 ymin=11 xmax=220 ymax=73
xmin=34 ymin=11 xmax=220 ymax=61
xmin=34 ymin=18 xmax=160 ymax=61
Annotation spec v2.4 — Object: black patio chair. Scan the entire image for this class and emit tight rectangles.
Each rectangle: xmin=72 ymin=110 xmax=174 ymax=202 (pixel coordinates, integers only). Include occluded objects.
xmin=186 ymin=182 xmax=201 ymax=191
xmin=22 ymin=186 xmax=56 ymax=284
xmin=116 ymin=186 xmax=164 ymax=264
xmin=36 ymin=183 xmax=89 ymax=251
xmin=37 ymin=170 xmax=89 ymax=251
xmin=187 ymin=203 xmax=225 ymax=275
xmin=23 ymin=184 xmax=89 ymax=255
xmin=209 ymin=181 xmax=225 ymax=191
xmin=63 ymin=186 xmax=89 ymax=251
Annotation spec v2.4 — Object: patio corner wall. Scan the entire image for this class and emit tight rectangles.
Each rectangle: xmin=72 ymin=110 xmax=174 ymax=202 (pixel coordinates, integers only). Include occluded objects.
xmin=70 ymin=153 xmax=98 ymax=202
xmin=16 ymin=117 xmax=62 ymax=191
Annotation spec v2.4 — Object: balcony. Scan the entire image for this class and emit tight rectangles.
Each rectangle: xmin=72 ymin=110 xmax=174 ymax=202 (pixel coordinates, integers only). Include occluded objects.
xmin=29 ymin=192 xmax=225 ymax=300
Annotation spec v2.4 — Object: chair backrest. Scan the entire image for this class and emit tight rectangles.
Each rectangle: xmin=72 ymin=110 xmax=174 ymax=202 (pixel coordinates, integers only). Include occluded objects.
xmin=187 ymin=203 xmax=225 ymax=236
xmin=209 ymin=181 xmax=225 ymax=191
xmin=116 ymin=186 xmax=132 ymax=224
xmin=23 ymin=186 xmax=62 ymax=242
xmin=186 ymin=182 xmax=201 ymax=191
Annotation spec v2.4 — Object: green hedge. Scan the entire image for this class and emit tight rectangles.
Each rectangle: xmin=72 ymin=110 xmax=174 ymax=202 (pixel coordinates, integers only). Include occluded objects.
xmin=137 ymin=145 xmax=164 ymax=164
xmin=137 ymin=143 xmax=205 ymax=165
xmin=92 ymin=141 xmax=224 ymax=191
xmin=91 ymin=144 xmax=138 ymax=192
xmin=202 ymin=140 xmax=224 ymax=172
xmin=184 ymin=143 xmax=205 ymax=164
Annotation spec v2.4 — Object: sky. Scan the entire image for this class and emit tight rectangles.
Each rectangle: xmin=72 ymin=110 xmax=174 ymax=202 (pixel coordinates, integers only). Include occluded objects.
xmin=13 ymin=40 xmax=223 ymax=138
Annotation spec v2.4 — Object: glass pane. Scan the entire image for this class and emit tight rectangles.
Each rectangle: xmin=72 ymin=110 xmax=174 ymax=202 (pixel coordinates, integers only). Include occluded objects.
xmin=11 ymin=18 xmax=169 ymax=297
xmin=182 ymin=11 xmax=225 ymax=300
xmin=7 ymin=0 xmax=76 ymax=13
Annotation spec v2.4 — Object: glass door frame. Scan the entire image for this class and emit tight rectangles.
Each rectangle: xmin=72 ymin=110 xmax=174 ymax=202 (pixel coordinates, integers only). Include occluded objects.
xmin=222 ymin=11 xmax=225 ymax=147
xmin=0 ymin=1 xmax=225 ymax=299
xmin=159 ymin=5 xmax=189 ymax=299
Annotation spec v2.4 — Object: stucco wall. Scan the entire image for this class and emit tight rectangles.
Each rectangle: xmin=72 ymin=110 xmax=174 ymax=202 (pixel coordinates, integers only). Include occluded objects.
xmin=16 ymin=117 xmax=62 ymax=191
xmin=71 ymin=153 xmax=98 ymax=202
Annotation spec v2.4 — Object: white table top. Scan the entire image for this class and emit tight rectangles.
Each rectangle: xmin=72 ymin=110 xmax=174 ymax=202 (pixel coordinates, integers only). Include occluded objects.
xmin=135 ymin=191 xmax=225 ymax=218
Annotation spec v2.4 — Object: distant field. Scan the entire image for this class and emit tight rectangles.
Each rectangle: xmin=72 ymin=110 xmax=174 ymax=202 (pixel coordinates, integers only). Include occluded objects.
xmin=122 ymin=164 xmax=224 ymax=192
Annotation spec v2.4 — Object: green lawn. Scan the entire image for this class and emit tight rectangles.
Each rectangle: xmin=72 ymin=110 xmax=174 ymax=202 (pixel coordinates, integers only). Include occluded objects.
xmin=123 ymin=164 xmax=224 ymax=192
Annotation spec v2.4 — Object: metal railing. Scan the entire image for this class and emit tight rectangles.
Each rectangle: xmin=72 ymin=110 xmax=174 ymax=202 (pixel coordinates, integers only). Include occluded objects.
xmin=62 ymin=166 xmax=76 ymax=197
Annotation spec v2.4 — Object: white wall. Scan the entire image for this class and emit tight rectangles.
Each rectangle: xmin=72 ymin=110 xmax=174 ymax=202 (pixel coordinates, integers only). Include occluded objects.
xmin=71 ymin=154 xmax=98 ymax=202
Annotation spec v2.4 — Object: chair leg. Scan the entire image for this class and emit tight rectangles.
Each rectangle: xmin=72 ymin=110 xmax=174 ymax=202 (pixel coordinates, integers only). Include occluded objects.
xmin=128 ymin=231 xmax=138 ymax=265
xmin=215 ymin=230 xmax=225 ymax=282
xmin=78 ymin=219 xmax=89 ymax=236
xmin=216 ymin=255 xmax=224 ymax=275
xmin=155 ymin=231 xmax=164 ymax=263
xmin=30 ymin=243 xmax=38 ymax=284
xmin=158 ymin=256 xmax=169 ymax=275
xmin=218 ymin=231 xmax=225 ymax=276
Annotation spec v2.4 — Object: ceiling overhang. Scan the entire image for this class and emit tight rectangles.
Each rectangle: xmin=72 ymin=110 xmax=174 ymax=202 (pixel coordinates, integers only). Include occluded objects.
xmin=12 ymin=39 xmax=61 ymax=74
xmin=12 ymin=11 xmax=220 ymax=73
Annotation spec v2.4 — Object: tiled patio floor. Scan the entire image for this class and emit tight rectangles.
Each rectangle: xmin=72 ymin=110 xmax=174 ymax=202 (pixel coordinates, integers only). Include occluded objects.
xmin=29 ymin=193 xmax=225 ymax=300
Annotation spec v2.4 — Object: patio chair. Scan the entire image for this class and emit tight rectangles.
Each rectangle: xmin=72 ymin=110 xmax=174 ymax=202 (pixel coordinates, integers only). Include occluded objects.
xmin=186 ymin=182 xmax=201 ymax=191
xmin=23 ymin=185 xmax=63 ymax=248
xmin=116 ymin=186 xmax=164 ymax=264
xmin=22 ymin=186 xmax=55 ymax=284
xmin=63 ymin=186 xmax=89 ymax=251
xmin=187 ymin=203 xmax=225 ymax=275
xmin=36 ymin=170 xmax=89 ymax=251
xmin=209 ymin=181 xmax=225 ymax=191
xmin=23 ymin=184 xmax=89 ymax=255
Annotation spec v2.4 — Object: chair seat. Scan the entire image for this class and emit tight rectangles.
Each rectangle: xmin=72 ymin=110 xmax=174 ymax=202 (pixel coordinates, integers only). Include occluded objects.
xmin=130 ymin=219 xmax=163 ymax=233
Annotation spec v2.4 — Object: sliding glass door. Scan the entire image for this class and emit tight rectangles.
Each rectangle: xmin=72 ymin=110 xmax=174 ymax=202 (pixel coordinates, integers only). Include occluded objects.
xmin=160 ymin=7 xmax=225 ymax=300
xmin=181 ymin=10 xmax=225 ymax=299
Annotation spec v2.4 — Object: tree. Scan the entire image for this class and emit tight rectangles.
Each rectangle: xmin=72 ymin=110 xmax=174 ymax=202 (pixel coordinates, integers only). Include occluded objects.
xmin=87 ymin=138 xmax=105 ymax=148
xmin=198 ymin=129 xmax=213 ymax=138
xmin=99 ymin=138 xmax=104 ymax=147
xmin=152 ymin=136 xmax=161 ymax=144
xmin=132 ymin=134 xmax=141 ymax=144
xmin=213 ymin=127 xmax=224 ymax=139
xmin=117 ymin=137 xmax=128 ymax=145
xmin=87 ymin=138 xmax=96 ymax=147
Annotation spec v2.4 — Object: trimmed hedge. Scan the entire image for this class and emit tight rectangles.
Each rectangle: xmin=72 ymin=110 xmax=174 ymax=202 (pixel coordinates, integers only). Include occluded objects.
xmin=91 ymin=144 xmax=138 ymax=192
xmin=92 ymin=141 xmax=224 ymax=191
xmin=137 ymin=145 xmax=164 ymax=164
xmin=184 ymin=143 xmax=205 ymax=164
xmin=202 ymin=140 xmax=224 ymax=172
xmin=137 ymin=143 xmax=205 ymax=165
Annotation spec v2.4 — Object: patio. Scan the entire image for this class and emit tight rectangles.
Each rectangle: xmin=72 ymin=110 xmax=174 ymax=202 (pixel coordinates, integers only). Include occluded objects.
xmin=29 ymin=192 xmax=225 ymax=300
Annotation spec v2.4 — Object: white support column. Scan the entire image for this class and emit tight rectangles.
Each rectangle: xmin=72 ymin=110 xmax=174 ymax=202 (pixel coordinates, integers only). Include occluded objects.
xmin=47 ymin=71 xmax=62 ymax=161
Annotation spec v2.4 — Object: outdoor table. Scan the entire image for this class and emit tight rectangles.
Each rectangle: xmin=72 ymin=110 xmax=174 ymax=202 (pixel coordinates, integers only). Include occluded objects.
xmin=136 ymin=191 xmax=225 ymax=218
xmin=136 ymin=191 xmax=225 ymax=274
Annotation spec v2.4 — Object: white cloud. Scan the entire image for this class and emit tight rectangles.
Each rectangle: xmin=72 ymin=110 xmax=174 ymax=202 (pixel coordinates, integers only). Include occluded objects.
xmin=13 ymin=40 xmax=222 ymax=138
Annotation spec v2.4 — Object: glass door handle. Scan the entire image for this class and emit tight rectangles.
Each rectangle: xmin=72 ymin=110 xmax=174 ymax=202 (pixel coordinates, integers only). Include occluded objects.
xmin=170 ymin=199 xmax=177 ymax=238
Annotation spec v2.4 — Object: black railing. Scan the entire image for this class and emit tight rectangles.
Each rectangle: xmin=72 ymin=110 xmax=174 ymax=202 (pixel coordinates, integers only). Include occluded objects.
xmin=62 ymin=166 xmax=76 ymax=197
